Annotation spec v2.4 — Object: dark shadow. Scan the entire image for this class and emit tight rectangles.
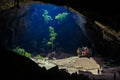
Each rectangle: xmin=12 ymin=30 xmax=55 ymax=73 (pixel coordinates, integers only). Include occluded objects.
xmin=0 ymin=46 xmax=93 ymax=80
xmin=14 ymin=0 xmax=20 ymax=8
xmin=0 ymin=1 xmax=120 ymax=80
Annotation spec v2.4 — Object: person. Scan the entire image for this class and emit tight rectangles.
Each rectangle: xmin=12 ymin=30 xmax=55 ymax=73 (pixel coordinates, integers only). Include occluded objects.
xmin=97 ymin=69 xmax=100 ymax=75
xmin=113 ymin=72 xmax=116 ymax=80
xmin=14 ymin=0 xmax=20 ymax=8
xmin=118 ymin=71 xmax=120 ymax=76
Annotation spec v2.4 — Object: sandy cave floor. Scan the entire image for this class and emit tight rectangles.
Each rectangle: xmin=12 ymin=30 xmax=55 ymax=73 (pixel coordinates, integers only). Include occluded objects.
xmin=31 ymin=56 xmax=120 ymax=80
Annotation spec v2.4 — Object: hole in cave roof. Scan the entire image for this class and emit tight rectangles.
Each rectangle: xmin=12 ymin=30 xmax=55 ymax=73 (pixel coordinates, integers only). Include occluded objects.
xmin=0 ymin=3 xmax=91 ymax=56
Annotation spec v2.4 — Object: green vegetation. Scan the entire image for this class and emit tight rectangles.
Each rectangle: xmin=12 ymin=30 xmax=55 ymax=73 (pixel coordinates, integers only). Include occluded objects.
xmin=25 ymin=52 xmax=32 ymax=58
xmin=55 ymin=12 xmax=68 ymax=24
xmin=42 ymin=10 xmax=53 ymax=23
xmin=35 ymin=54 xmax=43 ymax=60
xmin=47 ymin=26 xmax=57 ymax=52
xmin=13 ymin=47 xmax=31 ymax=58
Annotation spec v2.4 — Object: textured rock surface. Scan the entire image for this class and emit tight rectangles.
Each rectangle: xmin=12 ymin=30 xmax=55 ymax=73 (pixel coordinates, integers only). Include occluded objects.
xmin=49 ymin=57 xmax=100 ymax=74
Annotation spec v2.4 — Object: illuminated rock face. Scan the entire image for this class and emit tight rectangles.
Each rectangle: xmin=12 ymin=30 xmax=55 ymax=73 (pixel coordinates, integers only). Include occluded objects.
xmin=0 ymin=4 xmax=91 ymax=55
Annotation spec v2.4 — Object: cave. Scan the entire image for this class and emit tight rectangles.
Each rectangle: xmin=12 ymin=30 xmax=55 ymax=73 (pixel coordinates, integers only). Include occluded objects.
xmin=0 ymin=0 xmax=120 ymax=80
xmin=0 ymin=3 xmax=91 ymax=56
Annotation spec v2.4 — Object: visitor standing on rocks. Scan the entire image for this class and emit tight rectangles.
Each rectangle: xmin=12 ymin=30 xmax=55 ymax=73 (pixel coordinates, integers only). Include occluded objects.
xmin=113 ymin=72 xmax=116 ymax=80
xmin=97 ymin=69 xmax=100 ymax=75
xmin=118 ymin=71 xmax=120 ymax=76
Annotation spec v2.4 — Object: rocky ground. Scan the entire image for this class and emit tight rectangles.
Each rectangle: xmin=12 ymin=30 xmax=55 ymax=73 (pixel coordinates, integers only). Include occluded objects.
xmin=31 ymin=56 xmax=120 ymax=80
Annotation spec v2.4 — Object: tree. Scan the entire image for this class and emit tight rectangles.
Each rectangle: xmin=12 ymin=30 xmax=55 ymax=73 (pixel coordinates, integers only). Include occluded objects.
xmin=47 ymin=26 xmax=57 ymax=52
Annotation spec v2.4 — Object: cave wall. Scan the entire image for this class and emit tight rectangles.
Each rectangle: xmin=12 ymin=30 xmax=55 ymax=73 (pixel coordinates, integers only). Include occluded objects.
xmin=0 ymin=0 xmax=120 ymax=60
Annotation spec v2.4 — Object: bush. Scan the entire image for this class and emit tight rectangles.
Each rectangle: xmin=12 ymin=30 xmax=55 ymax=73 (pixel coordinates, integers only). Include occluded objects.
xmin=35 ymin=54 xmax=43 ymax=60
xmin=13 ymin=47 xmax=25 ymax=56
xmin=13 ymin=47 xmax=31 ymax=58
xmin=25 ymin=52 xmax=31 ymax=58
